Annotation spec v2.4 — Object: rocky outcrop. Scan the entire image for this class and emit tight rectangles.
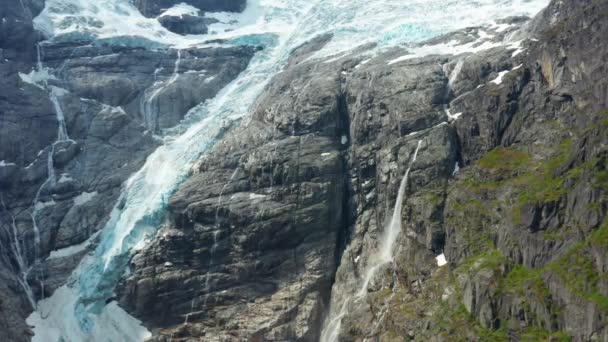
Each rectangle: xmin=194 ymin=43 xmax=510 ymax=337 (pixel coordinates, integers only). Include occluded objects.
xmin=135 ymin=0 xmax=246 ymax=18
xmin=0 ymin=0 xmax=44 ymax=60
xmin=158 ymin=15 xmax=218 ymax=35
xmin=0 ymin=2 xmax=50 ymax=340
xmin=330 ymin=0 xmax=608 ymax=341
xmin=2 ymin=0 xmax=607 ymax=340
xmin=118 ymin=35 xmax=349 ymax=341
xmin=118 ymin=0 xmax=608 ymax=341
xmin=134 ymin=0 xmax=247 ymax=37
xmin=0 ymin=1 xmax=256 ymax=339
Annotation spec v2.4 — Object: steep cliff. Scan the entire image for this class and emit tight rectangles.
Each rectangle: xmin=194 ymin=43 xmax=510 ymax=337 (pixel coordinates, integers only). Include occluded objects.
xmin=1 ymin=0 xmax=607 ymax=341
xmin=0 ymin=0 xmax=254 ymax=340
xmin=120 ymin=0 xmax=608 ymax=340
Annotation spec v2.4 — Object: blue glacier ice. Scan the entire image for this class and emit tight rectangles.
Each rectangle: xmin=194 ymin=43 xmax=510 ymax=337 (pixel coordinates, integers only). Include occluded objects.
xmin=27 ymin=0 xmax=551 ymax=340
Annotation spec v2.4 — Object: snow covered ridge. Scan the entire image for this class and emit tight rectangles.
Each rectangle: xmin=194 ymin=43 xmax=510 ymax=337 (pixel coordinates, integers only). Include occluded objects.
xmin=388 ymin=22 xmax=535 ymax=65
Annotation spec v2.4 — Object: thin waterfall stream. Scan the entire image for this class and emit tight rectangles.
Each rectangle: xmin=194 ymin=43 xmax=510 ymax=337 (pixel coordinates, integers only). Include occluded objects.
xmin=321 ymin=139 xmax=423 ymax=342
xmin=21 ymin=0 xmax=551 ymax=340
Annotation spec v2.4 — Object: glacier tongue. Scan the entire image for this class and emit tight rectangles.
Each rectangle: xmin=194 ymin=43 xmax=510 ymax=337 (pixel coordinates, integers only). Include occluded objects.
xmin=26 ymin=0 xmax=551 ymax=340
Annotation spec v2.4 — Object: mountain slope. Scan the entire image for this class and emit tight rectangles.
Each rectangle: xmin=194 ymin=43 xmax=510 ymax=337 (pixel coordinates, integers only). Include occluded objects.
xmin=2 ymin=0 xmax=608 ymax=341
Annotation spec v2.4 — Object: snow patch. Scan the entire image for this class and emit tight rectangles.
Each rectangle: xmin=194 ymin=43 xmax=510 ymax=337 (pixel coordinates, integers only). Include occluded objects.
xmin=47 ymin=231 xmax=101 ymax=260
xmin=19 ymin=68 xmax=55 ymax=89
xmin=452 ymin=162 xmax=460 ymax=176
xmin=27 ymin=289 xmax=151 ymax=342
xmin=449 ymin=112 xmax=463 ymax=120
xmin=34 ymin=200 xmax=56 ymax=212
xmin=509 ymin=40 xmax=527 ymax=57
xmin=249 ymin=193 xmax=266 ymax=200
xmin=491 ymin=21 xmax=513 ymax=33
xmin=159 ymin=3 xmax=199 ymax=18
xmin=388 ymin=32 xmax=506 ymax=65
xmin=355 ymin=58 xmax=372 ymax=68
xmin=490 ymin=70 xmax=509 ymax=85
xmin=58 ymin=173 xmax=73 ymax=183
xmin=48 ymin=241 xmax=88 ymax=260
xmin=73 ymin=191 xmax=98 ymax=206
xmin=436 ymin=253 xmax=448 ymax=267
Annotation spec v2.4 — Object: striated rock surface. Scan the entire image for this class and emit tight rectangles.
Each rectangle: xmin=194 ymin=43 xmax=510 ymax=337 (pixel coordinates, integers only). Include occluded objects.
xmin=2 ymin=0 xmax=608 ymax=340
xmin=326 ymin=0 xmax=608 ymax=341
xmin=120 ymin=0 xmax=608 ymax=341
xmin=118 ymin=35 xmax=349 ymax=341
xmin=0 ymin=1 xmax=256 ymax=339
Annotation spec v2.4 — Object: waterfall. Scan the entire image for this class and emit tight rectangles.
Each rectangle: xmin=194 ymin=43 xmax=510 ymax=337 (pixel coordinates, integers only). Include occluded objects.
xmin=142 ymin=50 xmax=182 ymax=134
xmin=321 ymin=140 xmax=423 ymax=342
xmin=202 ymin=230 xmax=220 ymax=311
xmin=3 ymin=43 xmax=74 ymax=309
xmin=24 ymin=0 xmax=551 ymax=340
xmin=27 ymin=2 xmax=320 ymax=339
xmin=0 ymin=195 xmax=37 ymax=309
xmin=442 ymin=59 xmax=464 ymax=122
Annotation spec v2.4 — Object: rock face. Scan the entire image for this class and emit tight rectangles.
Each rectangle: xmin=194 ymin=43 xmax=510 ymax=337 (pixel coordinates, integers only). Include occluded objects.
xmin=158 ymin=15 xmax=218 ymax=35
xmin=0 ymin=1 xmax=256 ymax=340
xmin=2 ymin=0 xmax=608 ymax=341
xmin=135 ymin=0 xmax=245 ymax=37
xmin=0 ymin=2 xmax=50 ymax=340
xmin=119 ymin=0 xmax=608 ymax=341
xmin=135 ymin=0 xmax=247 ymax=18
xmin=327 ymin=0 xmax=608 ymax=341
xmin=118 ymin=35 xmax=348 ymax=341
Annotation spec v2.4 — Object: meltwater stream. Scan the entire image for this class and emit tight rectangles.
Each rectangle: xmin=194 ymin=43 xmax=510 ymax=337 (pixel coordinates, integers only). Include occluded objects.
xmin=25 ymin=0 xmax=549 ymax=340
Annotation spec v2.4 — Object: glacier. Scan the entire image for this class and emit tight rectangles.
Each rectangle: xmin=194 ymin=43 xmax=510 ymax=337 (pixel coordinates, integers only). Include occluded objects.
xmin=26 ymin=0 xmax=551 ymax=340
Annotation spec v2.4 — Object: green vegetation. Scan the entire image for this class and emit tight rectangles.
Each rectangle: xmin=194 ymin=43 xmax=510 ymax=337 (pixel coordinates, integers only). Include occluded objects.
xmin=547 ymin=244 xmax=608 ymax=311
xmin=514 ymin=139 xmax=570 ymax=206
xmin=465 ymin=141 xmax=572 ymax=226
xmin=376 ymin=287 xmax=393 ymax=302
xmin=503 ymin=265 xmax=550 ymax=300
xmin=459 ymin=248 xmax=506 ymax=274
xmin=437 ymin=112 xmax=608 ymax=339
xmin=520 ymin=327 xmax=571 ymax=342
xmin=478 ymin=147 xmax=531 ymax=175
xmin=431 ymin=302 xmax=508 ymax=341
xmin=424 ymin=190 xmax=444 ymax=206
xmin=598 ymin=110 xmax=608 ymax=128
xmin=547 ymin=222 xmax=608 ymax=312
xmin=592 ymin=168 xmax=608 ymax=190
xmin=590 ymin=221 xmax=608 ymax=248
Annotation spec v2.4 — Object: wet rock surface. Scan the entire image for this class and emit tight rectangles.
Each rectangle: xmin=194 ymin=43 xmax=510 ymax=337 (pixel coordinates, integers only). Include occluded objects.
xmin=1 ymin=0 xmax=608 ymax=341
xmin=118 ymin=36 xmax=349 ymax=341
xmin=121 ymin=0 xmax=608 ymax=340
xmin=0 ymin=0 xmax=256 ymax=339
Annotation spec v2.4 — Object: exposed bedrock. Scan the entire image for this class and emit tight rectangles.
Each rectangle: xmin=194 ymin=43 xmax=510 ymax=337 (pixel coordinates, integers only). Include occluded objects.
xmin=135 ymin=0 xmax=247 ymax=18
xmin=120 ymin=0 xmax=608 ymax=341
xmin=0 ymin=2 xmax=256 ymax=336
xmin=1 ymin=0 xmax=608 ymax=340
xmin=158 ymin=15 xmax=219 ymax=35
